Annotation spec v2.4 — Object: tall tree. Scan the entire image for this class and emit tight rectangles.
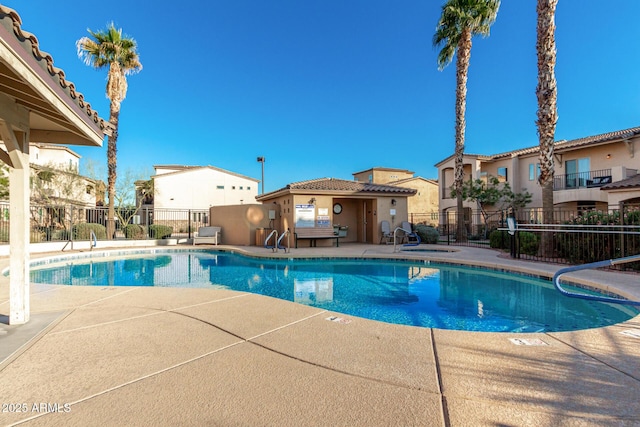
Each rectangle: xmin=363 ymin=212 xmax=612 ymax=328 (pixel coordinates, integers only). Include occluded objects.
xmin=77 ymin=24 xmax=142 ymax=239
xmin=536 ymin=0 xmax=558 ymax=254
xmin=433 ymin=0 xmax=500 ymax=243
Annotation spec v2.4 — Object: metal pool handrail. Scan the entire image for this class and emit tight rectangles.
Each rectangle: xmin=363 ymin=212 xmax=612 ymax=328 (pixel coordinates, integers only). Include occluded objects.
xmin=552 ymin=254 xmax=640 ymax=306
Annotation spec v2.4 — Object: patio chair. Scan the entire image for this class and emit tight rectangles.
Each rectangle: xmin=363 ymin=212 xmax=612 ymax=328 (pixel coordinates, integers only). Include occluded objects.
xmin=380 ymin=220 xmax=393 ymax=244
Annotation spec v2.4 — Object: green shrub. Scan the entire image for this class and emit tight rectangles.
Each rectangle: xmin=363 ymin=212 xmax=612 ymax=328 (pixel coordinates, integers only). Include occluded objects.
xmin=414 ymin=224 xmax=439 ymax=244
xmin=489 ymin=230 xmax=510 ymax=249
xmin=123 ymin=224 xmax=146 ymax=239
xmin=149 ymin=224 xmax=173 ymax=239
xmin=519 ymin=231 xmax=539 ymax=256
xmin=53 ymin=229 xmax=71 ymax=241
xmin=555 ymin=210 xmax=633 ymax=263
xmin=73 ymin=223 xmax=106 ymax=240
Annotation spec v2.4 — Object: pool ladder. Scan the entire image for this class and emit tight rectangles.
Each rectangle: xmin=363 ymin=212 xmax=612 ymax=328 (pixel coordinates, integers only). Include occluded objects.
xmin=392 ymin=227 xmax=421 ymax=252
xmin=264 ymin=229 xmax=289 ymax=253
xmin=552 ymin=254 xmax=640 ymax=306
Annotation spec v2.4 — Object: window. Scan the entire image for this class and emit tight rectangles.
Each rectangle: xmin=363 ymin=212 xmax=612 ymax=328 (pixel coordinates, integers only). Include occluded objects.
xmin=239 ymin=186 xmax=243 ymax=190
xmin=216 ymin=185 xmax=224 ymax=189
xmin=368 ymin=174 xmax=373 ymax=183
xmin=232 ymin=186 xmax=236 ymax=190
xmin=529 ymin=163 xmax=540 ymax=181
xmin=480 ymin=171 xmax=488 ymax=183
xmin=247 ymin=186 xmax=251 ymax=190
xmin=565 ymin=158 xmax=590 ymax=188
xmin=497 ymin=167 xmax=507 ymax=182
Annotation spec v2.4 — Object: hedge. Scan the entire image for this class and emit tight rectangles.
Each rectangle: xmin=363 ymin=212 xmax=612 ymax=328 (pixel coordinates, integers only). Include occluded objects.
xmin=149 ymin=224 xmax=173 ymax=239
xmin=72 ymin=223 xmax=106 ymax=240
xmin=414 ymin=224 xmax=439 ymax=244
xmin=123 ymin=224 xmax=146 ymax=239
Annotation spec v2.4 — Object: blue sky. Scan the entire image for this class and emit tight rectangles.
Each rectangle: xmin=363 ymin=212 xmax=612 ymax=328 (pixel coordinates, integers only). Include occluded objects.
xmin=6 ymin=1 xmax=640 ymax=193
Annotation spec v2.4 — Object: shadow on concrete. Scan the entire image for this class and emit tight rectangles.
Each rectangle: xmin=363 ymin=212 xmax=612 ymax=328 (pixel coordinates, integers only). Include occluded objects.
xmin=0 ymin=311 xmax=67 ymax=367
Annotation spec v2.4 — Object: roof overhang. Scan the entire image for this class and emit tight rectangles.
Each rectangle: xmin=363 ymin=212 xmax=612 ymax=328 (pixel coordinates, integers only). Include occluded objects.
xmin=0 ymin=6 xmax=110 ymax=149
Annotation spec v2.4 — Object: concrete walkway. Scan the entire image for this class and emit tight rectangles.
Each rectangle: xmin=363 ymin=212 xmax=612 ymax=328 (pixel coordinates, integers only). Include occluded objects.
xmin=0 ymin=243 xmax=639 ymax=426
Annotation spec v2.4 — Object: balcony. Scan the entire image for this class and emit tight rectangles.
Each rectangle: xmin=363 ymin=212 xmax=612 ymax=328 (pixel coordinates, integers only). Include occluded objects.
xmin=553 ymin=169 xmax=612 ymax=191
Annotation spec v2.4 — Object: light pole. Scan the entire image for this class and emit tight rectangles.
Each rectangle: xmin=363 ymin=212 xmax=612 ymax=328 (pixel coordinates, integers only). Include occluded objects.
xmin=257 ymin=156 xmax=265 ymax=194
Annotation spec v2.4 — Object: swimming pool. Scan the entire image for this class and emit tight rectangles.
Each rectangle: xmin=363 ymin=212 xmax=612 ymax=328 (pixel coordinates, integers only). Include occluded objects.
xmin=28 ymin=249 xmax=638 ymax=332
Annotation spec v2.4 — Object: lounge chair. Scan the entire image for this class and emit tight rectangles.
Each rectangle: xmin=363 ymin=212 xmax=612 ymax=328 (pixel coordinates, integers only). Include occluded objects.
xmin=193 ymin=226 xmax=221 ymax=245
xmin=401 ymin=221 xmax=420 ymax=245
xmin=380 ymin=220 xmax=393 ymax=244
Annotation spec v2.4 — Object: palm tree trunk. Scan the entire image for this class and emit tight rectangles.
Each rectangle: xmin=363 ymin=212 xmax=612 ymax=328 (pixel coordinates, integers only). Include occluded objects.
xmin=536 ymin=0 xmax=558 ymax=255
xmin=106 ymin=103 xmax=120 ymax=240
xmin=455 ymin=29 xmax=472 ymax=243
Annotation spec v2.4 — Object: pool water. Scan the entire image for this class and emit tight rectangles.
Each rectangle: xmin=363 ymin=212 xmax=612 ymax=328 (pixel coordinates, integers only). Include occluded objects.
xmin=29 ymin=250 xmax=639 ymax=332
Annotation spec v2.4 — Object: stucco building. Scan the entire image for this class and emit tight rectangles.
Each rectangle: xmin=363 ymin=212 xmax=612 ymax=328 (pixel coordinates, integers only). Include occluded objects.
xmin=249 ymin=177 xmax=416 ymax=246
xmin=352 ymin=167 xmax=439 ymax=224
xmin=149 ymin=165 xmax=260 ymax=210
xmin=435 ymin=126 xmax=640 ymax=223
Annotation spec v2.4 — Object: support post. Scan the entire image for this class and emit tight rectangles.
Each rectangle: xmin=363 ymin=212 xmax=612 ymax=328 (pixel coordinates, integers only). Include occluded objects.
xmin=1 ymin=119 xmax=31 ymax=324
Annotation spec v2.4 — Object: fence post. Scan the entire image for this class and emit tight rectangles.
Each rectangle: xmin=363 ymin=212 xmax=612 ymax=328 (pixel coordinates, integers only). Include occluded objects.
xmin=620 ymin=201 xmax=625 ymax=257
xmin=446 ymin=222 xmax=450 ymax=245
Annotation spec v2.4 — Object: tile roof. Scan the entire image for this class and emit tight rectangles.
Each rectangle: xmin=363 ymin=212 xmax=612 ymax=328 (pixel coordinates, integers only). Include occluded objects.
xmin=258 ymin=177 xmax=417 ymax=199
xmin=600 ymin=173 xmax=640 ymax=191
xmin=491 ymin=126 xmax=640 ymax=159
xmin=438 ymin=126 xmax=640 ymax=166
xmin=0 ymin=5 xmax=113 ymax=135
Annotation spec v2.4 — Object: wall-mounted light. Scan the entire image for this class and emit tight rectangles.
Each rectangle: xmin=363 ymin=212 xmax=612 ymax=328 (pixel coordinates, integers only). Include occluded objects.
xmin=309 ymin=197 xmax=316 ymax=204
xmin=391 ymin=199 xmax=397 ymax=206
xmin=606 ymin=154 xmax=611 ymax=159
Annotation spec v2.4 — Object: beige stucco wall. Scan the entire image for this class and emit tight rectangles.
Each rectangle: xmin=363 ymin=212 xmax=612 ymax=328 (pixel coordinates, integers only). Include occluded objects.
xmin=392 ymin=179 xmax=438 ymax=215
xmin=209 ymin=204 xmax=281 ymax=246
xmin=438 ymin=158 xmax=478 ymax=214
xmin=353 ymin=168 xmax=414 ymax=184
xmin=511 ymin=144 xmax=639 ymax=207
xmin=603 ymin=190 xmax=640 ymax=207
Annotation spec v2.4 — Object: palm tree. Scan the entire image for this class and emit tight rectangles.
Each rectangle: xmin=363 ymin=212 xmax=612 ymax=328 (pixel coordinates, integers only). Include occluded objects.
xmin=77 ymin=24 xmax=142 ymax=239
xmin=433 ymin=0 xmax=500 ymax=243
xmin=536 ymin=0 xmax=558 ymax=254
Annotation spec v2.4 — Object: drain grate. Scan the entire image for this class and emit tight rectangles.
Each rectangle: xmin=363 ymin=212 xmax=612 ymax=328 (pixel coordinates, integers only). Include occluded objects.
xmin=325 ymin=316 xmax=351 ymax=324
xmin=509 ymin=338 xmax=548 ymax=346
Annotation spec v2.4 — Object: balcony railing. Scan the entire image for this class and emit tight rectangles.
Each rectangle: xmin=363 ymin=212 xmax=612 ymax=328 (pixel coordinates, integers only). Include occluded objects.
xmin=553 ymin=169 xmax=612 ymax=191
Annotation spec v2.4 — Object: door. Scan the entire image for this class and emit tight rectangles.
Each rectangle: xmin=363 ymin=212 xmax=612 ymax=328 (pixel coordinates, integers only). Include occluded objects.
xmin=362 ymin=200 xmax=374 ymax=243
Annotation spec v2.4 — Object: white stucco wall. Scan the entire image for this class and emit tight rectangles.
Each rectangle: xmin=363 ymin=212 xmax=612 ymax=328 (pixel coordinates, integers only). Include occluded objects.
xmin=30 ymin=144 xmax=80 ymax=171
xmin=153 ymin=167 xmax=259 ymax=209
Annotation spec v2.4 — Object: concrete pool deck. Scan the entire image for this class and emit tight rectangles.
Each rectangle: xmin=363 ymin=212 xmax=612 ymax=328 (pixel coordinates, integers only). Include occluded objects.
xmin=0 ymin=243 xmax=639 ymax=426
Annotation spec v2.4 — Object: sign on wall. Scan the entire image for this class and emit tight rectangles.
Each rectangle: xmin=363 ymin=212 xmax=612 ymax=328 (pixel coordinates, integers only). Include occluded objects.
xmin=316 ymin=215 xmax=330 ymax=227
xmin=295 ymin=204 xmax=315 ymax=228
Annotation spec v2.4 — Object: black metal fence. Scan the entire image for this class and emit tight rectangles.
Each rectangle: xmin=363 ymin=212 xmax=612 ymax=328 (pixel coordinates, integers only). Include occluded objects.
xmin=0 ymin=203 xmax=210 ymax=243
xmin=3 ymin=201 xmax=640 ymax=268
xmin=410 ymin=203 xmax=640 ymax=268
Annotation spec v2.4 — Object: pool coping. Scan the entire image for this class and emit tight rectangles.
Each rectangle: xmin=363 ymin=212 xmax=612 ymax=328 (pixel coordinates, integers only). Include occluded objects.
xmin=22 ymin=244 xmax=640 ymax=305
